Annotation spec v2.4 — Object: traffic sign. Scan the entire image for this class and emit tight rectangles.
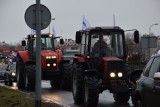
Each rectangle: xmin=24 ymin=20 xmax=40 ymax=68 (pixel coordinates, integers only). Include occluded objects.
xmin=24 ymin=4 xmax=51 ymax=30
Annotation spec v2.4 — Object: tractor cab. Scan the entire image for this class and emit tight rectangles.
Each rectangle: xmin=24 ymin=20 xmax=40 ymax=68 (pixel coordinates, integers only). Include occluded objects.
xmin=22 ymin=34 xmax=64 ymax=61
xmin=22 ymin=34 xmax=56 ymax=50
xmin=76 ymin=26 xmax=139 ymax=60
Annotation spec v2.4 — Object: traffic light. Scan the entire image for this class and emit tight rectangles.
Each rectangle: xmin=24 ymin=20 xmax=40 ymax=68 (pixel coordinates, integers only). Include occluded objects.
xmin=134 ymin=30 xmax=139 ymax=44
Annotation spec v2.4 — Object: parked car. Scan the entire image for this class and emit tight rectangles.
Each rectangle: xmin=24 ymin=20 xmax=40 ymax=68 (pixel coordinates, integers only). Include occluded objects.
xmin=4 ymin=62 xmax=16 ymax=86
xmin=0 ymin=64 xmax=7 ymax=80
xmin=133 ymin=54 xmax=160 ymax=107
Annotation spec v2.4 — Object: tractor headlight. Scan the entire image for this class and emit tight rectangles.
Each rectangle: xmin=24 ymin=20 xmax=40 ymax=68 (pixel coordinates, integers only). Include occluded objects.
xmin=49 ymin=34 xmax=53 ymax=37
xmin=46 ymin=56 xmax=56 ymax=59
xmin=110 ymin=72 xmax=116 ymax=78
xmin=46 ymin=56 xmax=51 ymax=59
xmin=53 ymin=63 xmax=56 ymax=67
xmin=11 ymin=72 xmax=16 ymax=76
xmin=47 ymin=63 xmax=50 ymax=67
xmin=52 ymin=56 xmax=56 ymax=59
xmin=118 ymin=72 xmax=123 ymax=77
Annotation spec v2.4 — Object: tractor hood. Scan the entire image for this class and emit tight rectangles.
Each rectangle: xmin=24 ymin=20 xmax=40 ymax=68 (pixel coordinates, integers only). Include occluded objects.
xmin=41 ymin=50 xmax=62 ymax=69
xmin=103 ymin=56 xmax=125 ymax=80
xmin=41 ymin=50 xmax=57 ymax=57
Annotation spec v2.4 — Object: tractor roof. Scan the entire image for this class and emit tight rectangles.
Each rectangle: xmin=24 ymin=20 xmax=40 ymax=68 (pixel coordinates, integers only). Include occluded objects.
xmin=80 ymin=26 xmax=124 ymax=32
xmin=27 ymin=33 xmax=54 ymax=39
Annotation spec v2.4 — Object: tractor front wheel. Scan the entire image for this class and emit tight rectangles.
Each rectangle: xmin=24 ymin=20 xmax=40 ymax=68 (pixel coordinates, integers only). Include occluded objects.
xmin=50 ymin=78 xmax=61 ymax=89
xmin=61 ymin=63 xmax=72 ymax=90
xmin=72 ymin=63 xmax=84 ymax=104
xmin=16 ymin=55 xmax=25 ymax=89
xmin=84 ymin=76 xmax=99 ymax=107
xmin=113 ymin=93 xmax=130 ymax=103
xmin=24 ymin=64 xmax=35 ymax=91
xmin=4 ymin=74 xmax=9 ymax=85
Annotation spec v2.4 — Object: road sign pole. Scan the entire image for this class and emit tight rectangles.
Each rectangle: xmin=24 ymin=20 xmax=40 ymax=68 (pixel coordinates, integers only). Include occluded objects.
xmin=24 ymin=2 xmax=51 ymax=107
xmin=36 ymin=0 xmax=41 ymax=107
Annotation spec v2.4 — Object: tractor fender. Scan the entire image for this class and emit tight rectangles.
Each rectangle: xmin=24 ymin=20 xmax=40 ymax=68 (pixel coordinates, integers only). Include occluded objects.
xmin=84 ymin=69 xmax=99 ymax=77
xmin=73 ymin=56 xmax=85 ymax=63
xmin=18 ymin=51 xmax=29 ymax=64
xmin=25 ymin=60 xmax=35 ymax=65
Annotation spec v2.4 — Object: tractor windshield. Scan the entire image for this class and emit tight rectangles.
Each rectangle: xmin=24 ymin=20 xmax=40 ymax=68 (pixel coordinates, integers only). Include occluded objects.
xmin=33 ymin=37 xmax=54 ymax=50
xmin=91 ymin=32 xmax=124 ymax=57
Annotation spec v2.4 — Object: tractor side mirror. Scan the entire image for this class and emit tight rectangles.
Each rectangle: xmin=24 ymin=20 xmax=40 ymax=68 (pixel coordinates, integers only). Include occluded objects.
xmin=60 ymin=39 xmax=64 ymax=44
xmin=21 ymin=40 xmax=26 ymax=46
xmin=75 ymin=31 xmax=82 ymax=44
xmin=134 ymin=30 xmax=139 ymax=44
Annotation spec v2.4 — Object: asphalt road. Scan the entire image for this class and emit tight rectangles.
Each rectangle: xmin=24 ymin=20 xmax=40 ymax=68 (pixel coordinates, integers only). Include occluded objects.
xmin=0 ymin=80 xmax=133 ymax=107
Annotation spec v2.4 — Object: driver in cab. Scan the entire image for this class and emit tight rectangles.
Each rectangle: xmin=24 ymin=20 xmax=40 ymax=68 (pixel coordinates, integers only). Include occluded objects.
xmin=93 ymin=35 xmax=112 ymax=57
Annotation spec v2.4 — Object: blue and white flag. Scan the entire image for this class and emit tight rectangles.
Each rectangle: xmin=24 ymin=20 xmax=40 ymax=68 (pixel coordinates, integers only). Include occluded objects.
xmin=31 ymin=29 xmax=36 ymax=35
xmin=11 ymin=51 xmax=17 ymax=57
xmin=52 ymin=25 xmax=56 ymax=36
xmin=82 ymin=16 xmax=91 ymax=30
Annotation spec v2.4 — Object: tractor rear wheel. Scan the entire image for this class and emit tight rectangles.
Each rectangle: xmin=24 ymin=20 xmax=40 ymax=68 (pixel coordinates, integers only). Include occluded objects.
xmin=72 ymin=63 xmax=84 ymax=104
xmin=113 ymin=93 xmax=130 ymax=103
xmin=16 ymin=55 xmax=25 ymax=89
xmin=24 ymin=64 xmax=35 ymax=91
xmin=84 ymin=76 xmax=99 ymax=107
xmin=61 ymin=63 xmax=72 ymax=90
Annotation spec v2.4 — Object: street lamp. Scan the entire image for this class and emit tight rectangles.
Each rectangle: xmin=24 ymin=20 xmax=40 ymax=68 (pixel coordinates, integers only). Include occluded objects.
xmin=149 ymin=23 xmax=158 ymax=35
xmin=148 ymin=23 xmax=158 ymax=60
xmin=49 ymin=18 xmax=55 ymax=33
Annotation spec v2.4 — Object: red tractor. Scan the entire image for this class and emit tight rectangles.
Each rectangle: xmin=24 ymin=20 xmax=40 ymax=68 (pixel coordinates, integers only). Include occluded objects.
xmin=72 ymin=26 xmax=139 ymax=107
xmin=16 ymin=34 xmax=72 ymax=90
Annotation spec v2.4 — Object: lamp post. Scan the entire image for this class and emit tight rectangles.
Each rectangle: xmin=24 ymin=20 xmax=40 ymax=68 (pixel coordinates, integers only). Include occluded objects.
xmin=49 ymin=18 xmax=55 ymax=33
xmin=149 ymin=23 xmax=158 ymax=36
xmin=148 ymin=23 xmax=158 ymax=60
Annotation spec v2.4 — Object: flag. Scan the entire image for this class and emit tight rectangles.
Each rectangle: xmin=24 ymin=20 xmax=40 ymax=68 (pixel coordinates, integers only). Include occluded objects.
xmin=31 ymin=29 xmax=36 ymax=35
xmin=82 ymin=16 xmax=91 ymax=30
xmin=52 ymin=25 xmax=56 ymax=36
xmin=11 ymin=51 xmax=17 ymax=57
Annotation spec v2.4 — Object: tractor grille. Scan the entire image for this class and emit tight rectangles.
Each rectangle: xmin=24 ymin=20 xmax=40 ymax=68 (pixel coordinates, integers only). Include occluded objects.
xmin=108 ymin=60 xmax=124 ymax=73
xmin=103 ymin=59 xmax=125 ymax=80
xmin=46 ymin=58 xmax=57 ymax=70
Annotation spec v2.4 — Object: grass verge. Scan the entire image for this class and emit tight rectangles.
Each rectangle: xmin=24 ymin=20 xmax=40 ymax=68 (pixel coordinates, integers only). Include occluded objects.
xmin=0 ymin=86 xmax=62 ymax=107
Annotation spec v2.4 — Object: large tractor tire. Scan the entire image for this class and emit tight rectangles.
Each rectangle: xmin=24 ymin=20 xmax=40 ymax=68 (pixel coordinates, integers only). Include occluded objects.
xmin=16 ymin=55 xmax=25 ymax=89
xmin=50 ymin=77 xmax=61 ymax=89
xmin=113 ymin=93 xmax=130 ymax=103
xmin=84 ymin=76 xmax=99 ymax=107
xmin=24 ymin=64 xmax=35 ymax=91
xmin=72 ymin=63 xmax=84 ymax=104
xmin=61 ymin=63 xmax=72 ymax=90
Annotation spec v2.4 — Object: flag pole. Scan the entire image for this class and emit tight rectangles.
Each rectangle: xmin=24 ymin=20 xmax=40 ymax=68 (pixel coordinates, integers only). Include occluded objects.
xmin=113 ymin=14 xmax=116 ymax=27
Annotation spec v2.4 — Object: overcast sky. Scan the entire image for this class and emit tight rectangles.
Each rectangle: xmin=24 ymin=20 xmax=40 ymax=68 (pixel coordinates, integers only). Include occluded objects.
xmin=0 ymin=0 xmax=160 ymax=43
